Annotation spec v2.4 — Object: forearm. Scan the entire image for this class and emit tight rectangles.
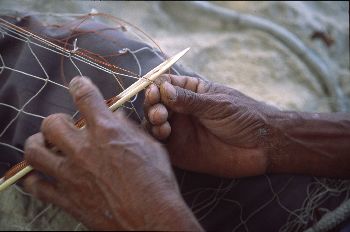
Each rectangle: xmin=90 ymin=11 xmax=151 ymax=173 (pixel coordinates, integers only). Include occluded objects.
xmin=266 ymin=111 xmax=350 ymax=178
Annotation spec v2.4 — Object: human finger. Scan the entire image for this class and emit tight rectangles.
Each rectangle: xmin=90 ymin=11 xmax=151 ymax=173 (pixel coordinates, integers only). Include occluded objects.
xmin=69 ymin=76 xmax=111 ymax=128
xmin=154 ymin=74 xmax=171 ymax=86
xmin=145 ymin=84 xmax=160 ymax=106
xmin=162 ymin=74 xmax=209 ymax=94
xmin=24 ymin=133 xmax=66 ymax=179
xmin=147 ymin=103 xmax=168 ymax=126
xmin=159 ymin=81 xmax=212 ymax=116
xmin=23 ymin=172 xmax=69 ymax=208
xmin=144 ymin=84 xmax=160 ymax=122
xmin=41 ymin=113 xmax=81 ymax=155
xmin=151 ymin=121 xmax=171 ymax=140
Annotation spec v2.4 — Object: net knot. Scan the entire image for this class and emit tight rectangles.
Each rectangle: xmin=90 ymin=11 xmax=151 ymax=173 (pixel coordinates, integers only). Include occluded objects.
xmin=71 ymin=38 xmax=79 ymax=53
xmin=118 ymin=48 xmax=129 ymax=54
xmin=89 ymin=8 xmax=98 ymax=18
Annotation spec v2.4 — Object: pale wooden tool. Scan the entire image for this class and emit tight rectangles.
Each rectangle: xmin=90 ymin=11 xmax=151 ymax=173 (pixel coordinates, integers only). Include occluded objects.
xmin=0 ymin=47 xmax=190 ymax=192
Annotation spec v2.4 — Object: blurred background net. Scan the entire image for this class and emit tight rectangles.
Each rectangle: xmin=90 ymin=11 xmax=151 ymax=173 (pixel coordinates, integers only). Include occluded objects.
xmin=0 ymin=1 xmax=349 ymax=231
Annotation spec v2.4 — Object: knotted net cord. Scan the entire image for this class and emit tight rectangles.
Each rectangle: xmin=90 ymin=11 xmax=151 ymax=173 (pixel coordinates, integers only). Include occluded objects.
xmin=0 ymin=11 xmax=348 ymax=232
xmin=0 ymin=14 xmax=150 ymax=182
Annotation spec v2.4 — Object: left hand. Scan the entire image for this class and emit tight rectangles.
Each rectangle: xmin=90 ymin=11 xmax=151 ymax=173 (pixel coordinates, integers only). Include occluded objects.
xmin=143 ymin=75 xmax=273 ymax=177
xmin=23 ymin=76 xmax=201 ymax=230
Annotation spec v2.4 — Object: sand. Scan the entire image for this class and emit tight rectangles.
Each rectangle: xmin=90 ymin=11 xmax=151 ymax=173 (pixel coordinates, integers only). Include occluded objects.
xmin=0 ymin=1 xmax=348 ymax=230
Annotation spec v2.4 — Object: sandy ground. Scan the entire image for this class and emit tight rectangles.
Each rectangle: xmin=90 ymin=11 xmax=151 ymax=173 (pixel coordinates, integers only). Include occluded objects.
xmin=0 ymin=1 xmax=349 ymax=230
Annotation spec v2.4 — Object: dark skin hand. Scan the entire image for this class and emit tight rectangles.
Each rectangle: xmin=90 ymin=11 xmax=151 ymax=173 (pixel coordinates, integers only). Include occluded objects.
xmin=144 ymin=74 xmax=350 ymax=178
xmin=23 ymin=76 xmax=202 ymax=231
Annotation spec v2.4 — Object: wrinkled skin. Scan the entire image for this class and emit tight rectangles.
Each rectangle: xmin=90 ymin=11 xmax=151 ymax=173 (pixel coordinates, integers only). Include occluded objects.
xmin=144 ymin=74 xmax=350 ymax=178
xmin=144 ymin=74 xmax=275 ymax=177
xmin=24 ymin=76 xmax=202 ymax=231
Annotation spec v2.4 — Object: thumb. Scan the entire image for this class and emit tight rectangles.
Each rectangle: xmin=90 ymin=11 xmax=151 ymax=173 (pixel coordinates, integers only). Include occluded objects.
xmin=160 ymin=81 xmax=212 ymax=117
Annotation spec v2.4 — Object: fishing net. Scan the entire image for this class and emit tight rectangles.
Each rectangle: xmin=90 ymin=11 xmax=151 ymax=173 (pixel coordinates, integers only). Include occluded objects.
xmin=0 ymin=11 xmax=349 ymax=232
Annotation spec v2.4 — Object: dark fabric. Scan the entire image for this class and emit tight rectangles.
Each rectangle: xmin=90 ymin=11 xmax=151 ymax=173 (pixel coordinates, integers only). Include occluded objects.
xmin=0 ymin=14 xmax=348 ymax=232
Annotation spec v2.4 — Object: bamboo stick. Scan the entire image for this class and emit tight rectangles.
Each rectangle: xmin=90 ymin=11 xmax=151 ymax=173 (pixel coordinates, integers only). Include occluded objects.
xmin=0 ymin=166 xmax=33 ymax=191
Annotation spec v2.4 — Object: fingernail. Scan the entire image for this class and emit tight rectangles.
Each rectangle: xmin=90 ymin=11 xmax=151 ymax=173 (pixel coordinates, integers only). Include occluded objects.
xmin=69 ymin=76 xmax=83 ymax=93
xmin=69 ymin=76 xmax=91 ymax=93
xmin=163 ymin=82 xmax=176 ymax=101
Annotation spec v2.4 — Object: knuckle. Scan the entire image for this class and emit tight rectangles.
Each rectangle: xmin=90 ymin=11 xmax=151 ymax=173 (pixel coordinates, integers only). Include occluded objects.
xmin=200 ymin=79 xmax=212 ymax=93
xmin=94 ymin=117 xmax=110 ymax=130
xmin=183 ymin=89 xmax=197 ymax=106
xmin=75 ymin=147 xmax=90 ymax=162
xmin=24 ymin=135 xmax=40 ymax=162
xmin=94 ymin=118 xmax=119 ymax=137
xmin=71 ymin=147 xmax=90 ymax=166
xmin=150 ymin=104 xmax=168 ymax=124
xmin=41 ymin=113 xmax=69 ymax=133
xmin=53 ymin=159 xmax=65 ymax=176
xmin=209 ymin=95 xmax=238 ymax=119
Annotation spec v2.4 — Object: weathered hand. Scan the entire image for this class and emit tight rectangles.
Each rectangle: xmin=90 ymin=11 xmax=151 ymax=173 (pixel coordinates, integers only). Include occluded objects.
xmin=23 ymin=76 xmax=201 ymax=230
xmin=145 ymin=75 xmax=350 ymax=178
xmin=144 ymin=75 xmax=277 ymax=177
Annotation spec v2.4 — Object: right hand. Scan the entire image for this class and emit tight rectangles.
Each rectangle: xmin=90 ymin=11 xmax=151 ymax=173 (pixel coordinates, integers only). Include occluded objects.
xmin=24 ymin=76 xmax=202 ymax=231
xmin=144 ymin=75 xmax=278 ymax=177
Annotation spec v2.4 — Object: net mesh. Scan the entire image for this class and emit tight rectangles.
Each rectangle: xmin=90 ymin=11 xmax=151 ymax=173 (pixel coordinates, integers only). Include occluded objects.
xmin=0 ymin=11 xmax=349 ymax=232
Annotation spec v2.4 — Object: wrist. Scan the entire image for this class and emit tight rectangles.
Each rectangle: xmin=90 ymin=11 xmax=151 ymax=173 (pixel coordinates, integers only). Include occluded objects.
xmin=148 ymin=190 xmax=203 ymax=231
xmin=264 ymin=110 xmax=350 ymax=177
xmin=263 ymin=110 xmax=300 ymax=173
